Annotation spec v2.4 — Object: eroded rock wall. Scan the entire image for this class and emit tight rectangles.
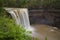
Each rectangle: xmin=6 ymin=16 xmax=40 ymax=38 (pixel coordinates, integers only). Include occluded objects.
xmin=29 ymin=10 xmax=60 ymax=28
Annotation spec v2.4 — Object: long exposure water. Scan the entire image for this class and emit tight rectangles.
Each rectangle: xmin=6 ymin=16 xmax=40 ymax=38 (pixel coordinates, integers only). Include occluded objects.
xmin=4 ymin=8 xmax=34 ymax=31
xmin=4 ymin=8 xmax=60 ymax=40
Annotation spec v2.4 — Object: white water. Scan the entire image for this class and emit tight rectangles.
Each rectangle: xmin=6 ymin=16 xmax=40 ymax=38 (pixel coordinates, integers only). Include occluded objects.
xmin=4 ymin=8 xmax=34 ymax=31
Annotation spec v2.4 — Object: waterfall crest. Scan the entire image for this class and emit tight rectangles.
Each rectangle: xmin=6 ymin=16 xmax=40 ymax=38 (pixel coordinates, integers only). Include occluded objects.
xmin=4 ymin=8 xmax=34 ymax=31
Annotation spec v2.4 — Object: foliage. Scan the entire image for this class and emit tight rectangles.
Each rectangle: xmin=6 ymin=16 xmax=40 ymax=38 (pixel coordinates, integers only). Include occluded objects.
xmin=0 ymin=8 xmax=10 ymax=18
xmin=0 ymin=0 xmax=60 ymax=9
xmin=0 ymin=16 xmax=32 ymax=40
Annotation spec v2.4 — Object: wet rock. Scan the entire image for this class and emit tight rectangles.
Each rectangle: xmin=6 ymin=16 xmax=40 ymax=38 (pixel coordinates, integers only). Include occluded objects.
xmin=29 ymin=10 xmax=60 ymax=28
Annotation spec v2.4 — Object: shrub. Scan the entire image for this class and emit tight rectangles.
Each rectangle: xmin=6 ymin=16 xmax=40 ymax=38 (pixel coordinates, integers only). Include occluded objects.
xmin=0 ymin=17 xmax=32 ymax=40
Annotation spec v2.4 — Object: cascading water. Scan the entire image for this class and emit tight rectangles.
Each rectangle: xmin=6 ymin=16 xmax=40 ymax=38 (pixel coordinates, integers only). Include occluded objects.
xmin=4 ymin=8 xmax=34 ymax=31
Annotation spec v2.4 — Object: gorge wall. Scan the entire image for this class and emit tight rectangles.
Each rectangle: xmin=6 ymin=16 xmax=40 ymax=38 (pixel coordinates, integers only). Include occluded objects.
xmin=29 ymin=9 xmax=60 ymax=28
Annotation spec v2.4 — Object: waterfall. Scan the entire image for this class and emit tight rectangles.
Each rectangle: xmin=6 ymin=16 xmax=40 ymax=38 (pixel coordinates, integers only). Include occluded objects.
xmin=4 ymin=8 xmax=34 ymax=31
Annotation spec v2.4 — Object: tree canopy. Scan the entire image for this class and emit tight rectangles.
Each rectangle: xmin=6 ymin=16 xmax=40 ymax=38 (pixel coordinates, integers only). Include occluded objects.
xmin=0 ymin=0 xmax=60 ymax=9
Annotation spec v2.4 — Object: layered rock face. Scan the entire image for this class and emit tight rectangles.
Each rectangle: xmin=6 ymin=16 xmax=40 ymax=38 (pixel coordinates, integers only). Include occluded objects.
xmin=29 ymin=10 xmax=60 ymax=28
